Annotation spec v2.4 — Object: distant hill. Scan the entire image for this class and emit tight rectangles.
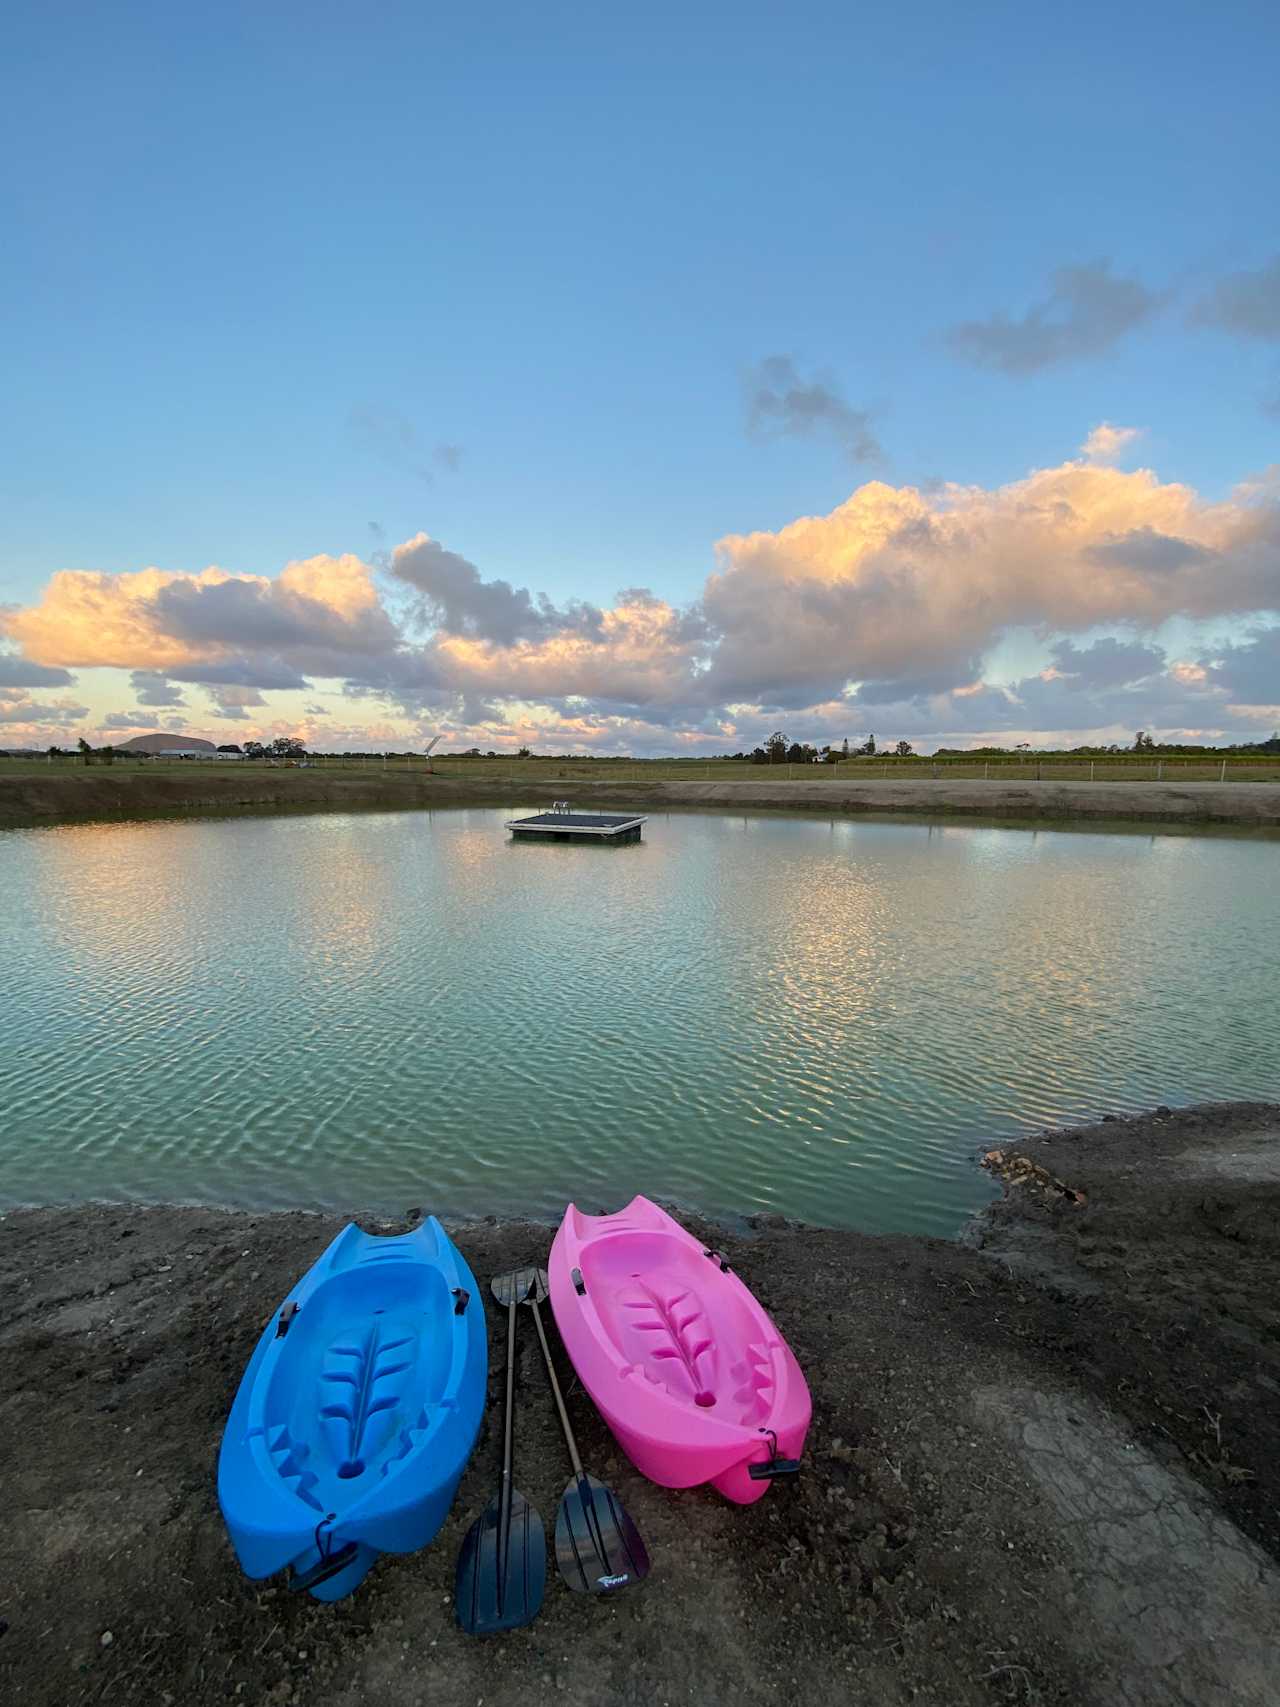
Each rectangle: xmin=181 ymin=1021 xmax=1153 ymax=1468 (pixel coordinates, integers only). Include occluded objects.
xmin=115 ymin=733 xmax=217 ymax=754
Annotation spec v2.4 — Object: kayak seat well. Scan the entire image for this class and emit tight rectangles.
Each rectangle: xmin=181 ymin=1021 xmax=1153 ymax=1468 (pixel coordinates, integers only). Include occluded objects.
xmin=220 ymin=1217 xmax=487 ymax=1600
xmin=579 ymin=1233 xmax=775 ymax=1425
xmin=264 ymin=1264 xmax=452 ymax=1503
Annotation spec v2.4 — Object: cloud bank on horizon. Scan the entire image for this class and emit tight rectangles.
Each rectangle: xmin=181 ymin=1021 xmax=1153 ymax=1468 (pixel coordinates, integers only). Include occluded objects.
xmin=3 ymin=430 xmax=1279 ymax=755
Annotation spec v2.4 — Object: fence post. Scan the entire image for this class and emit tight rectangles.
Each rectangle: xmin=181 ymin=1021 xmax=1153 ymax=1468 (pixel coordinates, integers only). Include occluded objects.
xmin=1220 ymin=759 xmax=1227 ymax=782
xmin=1156 ymin=760 xmax=1163 ymax=781
xmin=1090 ymin=761 xmax=1094 ymax=781
xmin=984 ymin=762 xmax=988 ymax=780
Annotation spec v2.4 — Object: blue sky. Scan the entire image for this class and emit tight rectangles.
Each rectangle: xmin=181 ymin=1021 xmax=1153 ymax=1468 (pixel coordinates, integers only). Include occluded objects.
xmin=2 ymin=0 xmax=1278 ymax=751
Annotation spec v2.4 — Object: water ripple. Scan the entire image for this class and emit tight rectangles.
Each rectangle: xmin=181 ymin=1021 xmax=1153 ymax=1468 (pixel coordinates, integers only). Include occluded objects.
xmin=1 ymin=810 xmax=1277 ymax=1234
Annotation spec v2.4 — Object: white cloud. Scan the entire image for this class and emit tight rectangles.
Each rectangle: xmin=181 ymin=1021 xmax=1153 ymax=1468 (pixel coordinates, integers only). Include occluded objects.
xmin=3 ymin=444 xmax=1279 ymax=754
xmin=700 ymin=462 xmax=1279 ymax=709
xmin=1081 ymin=423 xmax=1144 ymax=465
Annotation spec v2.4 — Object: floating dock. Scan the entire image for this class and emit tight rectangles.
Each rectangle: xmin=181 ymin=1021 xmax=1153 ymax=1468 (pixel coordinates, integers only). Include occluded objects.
xmin=508 ymin=802 xmax=647 ymax=843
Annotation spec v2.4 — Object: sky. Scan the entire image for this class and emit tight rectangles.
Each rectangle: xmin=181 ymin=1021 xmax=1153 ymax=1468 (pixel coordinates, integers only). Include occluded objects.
xmin=2 ymin=0 xmax=1278 ymax=755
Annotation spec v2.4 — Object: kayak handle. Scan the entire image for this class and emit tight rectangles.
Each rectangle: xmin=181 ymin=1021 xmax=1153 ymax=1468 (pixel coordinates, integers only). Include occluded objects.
xmin=749 ymin=1428 xmax=802 ymax=1482
xmin=749 ymin=1458 xmax=801 ymax=1481
xmin=288 ymin=1542 xmax=359 ymax=1592
xmin=288 ymin=1514 xmax=358 ymax=1594
xmin=702 ymin=1248 xmax=733 ymax=1275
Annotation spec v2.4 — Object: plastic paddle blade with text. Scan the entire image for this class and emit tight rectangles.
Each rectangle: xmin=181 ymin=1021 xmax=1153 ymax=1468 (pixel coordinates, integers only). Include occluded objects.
xmin=555 ymin=1474 xmax=651 ymax=1594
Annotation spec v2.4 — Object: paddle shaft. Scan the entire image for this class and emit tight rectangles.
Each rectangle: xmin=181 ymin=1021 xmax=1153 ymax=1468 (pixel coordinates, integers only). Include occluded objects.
xmin=498 ymin=1290 xmax=517 ymax=1583
xmin=528 ymin=1297 xmax=585 ymax=1481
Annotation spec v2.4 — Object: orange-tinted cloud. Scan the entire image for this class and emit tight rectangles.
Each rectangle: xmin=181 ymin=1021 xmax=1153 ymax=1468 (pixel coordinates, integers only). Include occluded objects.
xmin=3 ymin=444 xmax=1278 ymax=752
xmin=7 ymin=566 xmax=234 ymax=670
xmin=1080 ymin=423 xmax=1144 ymax=465
xmin=5 ymin=554 xmax=392 ymax=675
xmin=702 ymin=460 xmax=1279 ymax=706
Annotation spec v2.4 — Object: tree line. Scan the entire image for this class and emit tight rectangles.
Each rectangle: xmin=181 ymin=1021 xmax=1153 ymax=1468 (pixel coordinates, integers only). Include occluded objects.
xmin=46 ymin=736 xmax=310 ymax=764
xmin=39 ymin=727 xmax=1280 ymax=766
xmin=720 ymin=733 xmax=914 ymax=763
xmin=933 ymin=732 xmax=1280 ymax=758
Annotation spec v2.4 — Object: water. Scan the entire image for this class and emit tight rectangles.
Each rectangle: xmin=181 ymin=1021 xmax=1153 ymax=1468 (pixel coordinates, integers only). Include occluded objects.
xmin=2 ymin=807 xmax=1276 ymax=1235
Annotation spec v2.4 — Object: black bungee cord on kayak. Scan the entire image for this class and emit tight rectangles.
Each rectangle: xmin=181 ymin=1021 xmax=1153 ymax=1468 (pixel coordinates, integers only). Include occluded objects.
xmin=288 ymin=1513 xmax=357 ymax=1595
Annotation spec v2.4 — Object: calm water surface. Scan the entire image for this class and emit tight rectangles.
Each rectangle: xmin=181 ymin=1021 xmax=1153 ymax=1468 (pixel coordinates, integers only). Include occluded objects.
xmin=2 ymin=808 xmax=1277 ymax=1234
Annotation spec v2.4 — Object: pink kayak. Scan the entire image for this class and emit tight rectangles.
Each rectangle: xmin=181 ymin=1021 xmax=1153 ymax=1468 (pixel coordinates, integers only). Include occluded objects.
xmin=548 ymin=1196 xmax=811 ymax=1504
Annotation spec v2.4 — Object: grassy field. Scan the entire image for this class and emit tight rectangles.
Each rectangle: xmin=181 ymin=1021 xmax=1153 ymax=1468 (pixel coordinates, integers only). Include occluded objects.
xmin=3 ymin=753 xmax=1279 ymax=784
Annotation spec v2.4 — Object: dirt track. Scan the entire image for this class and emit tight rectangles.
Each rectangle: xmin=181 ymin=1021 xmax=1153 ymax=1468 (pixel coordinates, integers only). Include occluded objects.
xmin=2 ymin=1102 xmax=1279 ymax=1706
xmin=2 ymin=769 xmax=1280 ymax=830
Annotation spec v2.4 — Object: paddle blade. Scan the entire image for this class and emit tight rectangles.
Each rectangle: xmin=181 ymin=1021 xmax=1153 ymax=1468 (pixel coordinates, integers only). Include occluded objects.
xmin=491 ymin=1267 xmax=545 ymax=1308
xmin=455 ymin=1490 xmax=547 ymax=1635
xmin=555 ymin=1475 xmax=651 ymax=1595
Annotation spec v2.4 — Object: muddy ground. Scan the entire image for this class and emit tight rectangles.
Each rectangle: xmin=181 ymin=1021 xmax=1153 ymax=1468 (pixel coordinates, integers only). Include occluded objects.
xmin=3 ymin=770 xmax=1280 ymax=831
xmin=2 ymin=1101 xmax=1278 ymax=1707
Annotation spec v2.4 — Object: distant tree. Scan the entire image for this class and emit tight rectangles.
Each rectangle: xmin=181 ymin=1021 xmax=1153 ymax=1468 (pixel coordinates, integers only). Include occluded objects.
xmin=822 ymin=745 xmax=840 ymax=764
xmin=1133 ymin=730 xmax=1156 ymax=752
xmin=269 ymin=736 xmax=306 ymax=758
xmin=217 ymin=743 xmax=243 ymax=754
xmin=896 ymin=740 xmax=914 ymax=757
xmin=749 ymin=746 xmax=768 ymax=764
xmin=243 ymin=740 xmax=265 ymax=759
xmin=841 ymin=737 xmax=849 ymax=757
xmin=765 ymin=731 xmax=787 ymax=763
xmin=516 ymin=746 xmax=532 ymax=758
xmin=46 ymin=745 xmax=61 ymax=757
xmin=861 ymin=734 xmax=877 ymax=756
xmin=100 ymin=744 xmax=114 ymax=766
xmin=1262 ymin=732 xmax=1280 ymax=753
xmin=77 ymin=736 xmax=92 ymax=765
xmin=785 ymin=742 xmax=806 ymax=764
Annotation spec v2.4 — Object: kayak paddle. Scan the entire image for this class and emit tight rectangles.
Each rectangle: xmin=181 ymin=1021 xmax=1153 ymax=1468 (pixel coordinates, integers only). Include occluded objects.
xmin=454 ymin=1267 xmax=547 ymax=1634
xmin=521 ymin=1267 xmax=651 ymax=1595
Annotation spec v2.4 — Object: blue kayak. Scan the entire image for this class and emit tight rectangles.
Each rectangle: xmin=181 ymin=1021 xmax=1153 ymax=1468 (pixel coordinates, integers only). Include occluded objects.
xmin=218 ymin=1219 xmax=487 ymax=1601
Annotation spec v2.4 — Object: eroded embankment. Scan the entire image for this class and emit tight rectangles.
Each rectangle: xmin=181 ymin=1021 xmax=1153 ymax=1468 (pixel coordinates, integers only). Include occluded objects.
xmin=3 ymin=769 xmax=1280 ymax=830
xmin=2 ymin=1102 xmax=1278 ymax=1706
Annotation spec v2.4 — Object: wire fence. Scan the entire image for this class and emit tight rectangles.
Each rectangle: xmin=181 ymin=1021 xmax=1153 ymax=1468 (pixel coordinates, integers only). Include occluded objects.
xmin=4 ymin=753 xmax=1280 ymax=784
xmin=431 ymin=758 xmax=1280 ymax=784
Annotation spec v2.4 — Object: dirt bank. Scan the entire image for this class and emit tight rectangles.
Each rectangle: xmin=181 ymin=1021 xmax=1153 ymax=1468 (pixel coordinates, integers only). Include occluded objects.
xmin=3 ymin=1103 xmax=1278 ymax=1705
xmin=3 ymin=769 xmax=1280 ymax=830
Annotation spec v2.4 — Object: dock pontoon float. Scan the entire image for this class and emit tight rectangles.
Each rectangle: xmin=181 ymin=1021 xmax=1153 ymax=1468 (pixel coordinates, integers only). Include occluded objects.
xmin=507 ymin=801 xmax=647 ymax=844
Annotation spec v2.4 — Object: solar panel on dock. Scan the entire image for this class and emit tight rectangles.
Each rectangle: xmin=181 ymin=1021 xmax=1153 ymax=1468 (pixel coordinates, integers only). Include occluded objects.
xmin=507 ymin=808 xmax=647 ymax=842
